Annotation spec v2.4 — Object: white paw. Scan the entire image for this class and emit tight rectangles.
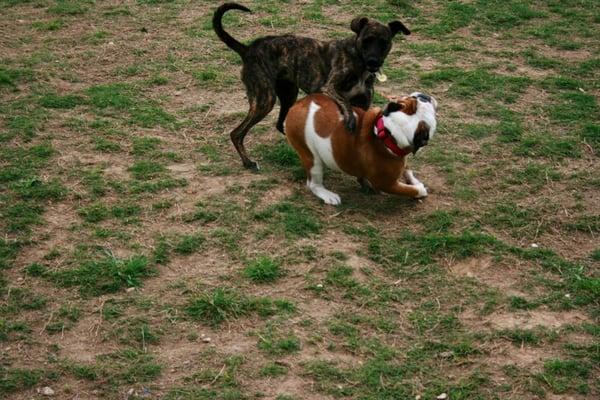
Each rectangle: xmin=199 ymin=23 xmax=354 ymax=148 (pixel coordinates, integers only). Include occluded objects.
xmin=414 ymin=183 xmax=428 ymax=198
xmin=320 ymin=190 xmax=341 ymax=206
xmin=311 ymin=186 xmax=341 ymax=206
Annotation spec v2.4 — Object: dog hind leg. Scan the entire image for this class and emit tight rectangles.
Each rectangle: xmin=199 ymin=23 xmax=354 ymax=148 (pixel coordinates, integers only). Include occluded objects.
xmin=307 ymin=158 xmax=341 ymax=206
xmin=230 ymin=89 xmax=276 ymax=170
xmin=275 ymin=79 xmax=299 ymax=134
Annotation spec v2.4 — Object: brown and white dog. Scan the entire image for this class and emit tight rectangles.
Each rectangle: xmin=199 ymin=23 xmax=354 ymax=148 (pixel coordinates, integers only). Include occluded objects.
xmin=284 ymin=92 xmax=437 ymax=205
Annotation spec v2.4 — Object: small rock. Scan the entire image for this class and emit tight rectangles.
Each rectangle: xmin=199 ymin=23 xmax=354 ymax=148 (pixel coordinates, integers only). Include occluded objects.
xmin=439 ymin=351 xmax=454 ymax=358
xmin=316 ymin=284 xmax=323 ymax=289
xmin=565 ymin=293 xmax=571 ymax=299
xmin=437 ymin=393 xmax=448 ymax=400
xmin=126 ymin=287 xmax=135 ymax=293
xmin=108 ymin=41 xmax=115 ymax=46
xmin=174 ymin=90 xmax=182 ymax=96
xmin=202 ymin=337 xmax=212 ymax=343
xmin=127 ymin=388 xmax=135 ymax=396
xmin=531 ymin=243 xmax=539 ymax=248
xmin=415 ymin=396 xmax=422 ymax=400
xmin=40 ymin=387 xmax=55 ymax=396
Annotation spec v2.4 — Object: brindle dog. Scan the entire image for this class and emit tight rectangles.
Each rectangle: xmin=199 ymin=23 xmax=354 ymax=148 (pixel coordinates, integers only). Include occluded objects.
xmin=213 ymin=3 xmax=410 ymax=170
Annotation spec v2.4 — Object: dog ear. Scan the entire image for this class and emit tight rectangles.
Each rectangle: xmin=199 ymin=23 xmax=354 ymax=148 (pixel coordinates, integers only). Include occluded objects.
xmin=389 ymin=20 xmax=411 ymax=36
xmin=351 ymin=17 xmax=369 ymax=34
xmin=383 ymin=102 xmax=402 ymax=116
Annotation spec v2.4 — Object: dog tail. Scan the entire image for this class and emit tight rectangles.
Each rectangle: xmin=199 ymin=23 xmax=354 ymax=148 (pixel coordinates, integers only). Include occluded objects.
xmin=213 ymin=3 xmax=251 ymax=58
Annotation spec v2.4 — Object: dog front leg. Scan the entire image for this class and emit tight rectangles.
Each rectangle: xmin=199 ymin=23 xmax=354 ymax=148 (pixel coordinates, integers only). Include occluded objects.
xmin=384 ymin=179 xmax=427 ymax=199
xmin=322 ymin=65 xmax=357 ymax=133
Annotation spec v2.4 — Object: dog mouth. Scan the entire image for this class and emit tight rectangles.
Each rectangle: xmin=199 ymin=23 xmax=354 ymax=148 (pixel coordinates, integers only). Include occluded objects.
xmin=412 ymin=140 xmax=428 ymax=155
xmin=367 ymin=65 xmax=380 ymax=73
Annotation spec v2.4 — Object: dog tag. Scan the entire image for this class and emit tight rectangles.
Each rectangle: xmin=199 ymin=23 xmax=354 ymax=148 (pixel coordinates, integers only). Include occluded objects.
xmin=375 ymin=71 xmax=387 ymax=82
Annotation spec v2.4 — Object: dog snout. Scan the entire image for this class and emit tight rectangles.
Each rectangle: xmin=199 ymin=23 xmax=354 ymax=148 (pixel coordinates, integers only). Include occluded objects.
xmin=365 ymin=59 xmax=380 ymax=72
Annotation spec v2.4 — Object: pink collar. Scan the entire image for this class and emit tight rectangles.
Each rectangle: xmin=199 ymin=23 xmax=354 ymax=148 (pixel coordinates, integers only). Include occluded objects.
xmin=374 ymin=115 xmax=412 ymax=157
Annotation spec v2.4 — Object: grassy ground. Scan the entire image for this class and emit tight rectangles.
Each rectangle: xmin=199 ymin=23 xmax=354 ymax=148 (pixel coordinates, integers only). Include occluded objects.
xmin=0 ymin=0 xmax=598 ymax=399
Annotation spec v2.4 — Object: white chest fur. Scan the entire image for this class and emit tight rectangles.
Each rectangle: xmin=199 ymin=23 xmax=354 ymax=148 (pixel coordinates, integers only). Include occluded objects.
xmin=304 ymin=101 xmax=342 ymax=172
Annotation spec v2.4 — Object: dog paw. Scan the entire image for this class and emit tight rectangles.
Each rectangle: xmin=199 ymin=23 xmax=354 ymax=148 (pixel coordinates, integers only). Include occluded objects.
xmin=414 ymin=183 xmax=428 ymax=198
xmin=322 ymin=192 xmax=342 ymax=205
xmin=244 ymin=161 xmax=260 ymax=172
xmin=313 ymin=187 xmax=341 ymax=205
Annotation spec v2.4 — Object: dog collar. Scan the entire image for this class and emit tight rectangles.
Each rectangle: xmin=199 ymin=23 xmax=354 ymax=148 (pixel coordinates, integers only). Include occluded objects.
xmin=374 ymin=115 xmax=412 ymax=157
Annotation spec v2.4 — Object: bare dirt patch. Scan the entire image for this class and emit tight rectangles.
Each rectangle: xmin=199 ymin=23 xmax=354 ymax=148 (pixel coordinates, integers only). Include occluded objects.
xmin=448 ymin=256 xmax=527 ymax=296
xmin=461 ymin=308 xmax=589 ymax=331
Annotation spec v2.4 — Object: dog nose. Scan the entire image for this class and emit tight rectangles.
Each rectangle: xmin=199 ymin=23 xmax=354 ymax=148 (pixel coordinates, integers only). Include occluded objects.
xmin=366 ymin=59 xmax=380 ymax=70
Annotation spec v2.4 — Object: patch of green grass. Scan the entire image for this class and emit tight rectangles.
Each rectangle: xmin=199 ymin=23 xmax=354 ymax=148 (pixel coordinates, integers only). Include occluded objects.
xmin=538 ymin=358 xmax=591 ymax=394
xmin=86 ymin=83 xmax=135 ymax=109
xmin=102 ymin=299 xmax=124 ymax=321
xmin=182 ymin=202 xmax=218 ymax=224
xmin=129 ymin=104 xmax=176 ymax=128
xmin=39 ymin=93 xmax=84 ymax=109
xmin=185 ymin=288 xmax=248 ymax=326
xmin=0 ymin=319 xmax=31 ymax=341
xmin=173 ymin=233 xmax=205 ymax=255
xmin=259 ymin=362 xmax=288 ymax=377
xmin=0 ymin=66 xmax=34 ymax=88
xmin=31 ymin=19 xmax=64 ymax=31
xmin=256 ymin=140 xmax=301 ymax=170
xmin=243 ymin=256 xmax=282 ymax=283
xmin=498 ymin=328 xmax=541 ymax=345
xmin=78 ymin=203 xmax=109 ymax=223
xmin=93 ymin=136 xmax=122 ymax=152
xmin=11 ymin=177 xmax=66 ymax=201
xmin=96 ymin=349 xmax=162 ymax=384
xmin=0 ymin=367 xmax=47 ymax=394
xmin=2 ymin=201 xmax=45 ymax=233
xmin=254 ymin=201 xmax=321 ymax=238
xmin=513 ymin=135 xmax=581 ymax=159
xmin=185 ymin=288 xmax=295 ymax=326
xmin=477 ymin=0 xmax=542 ymax=29
xmin=24 ymin=263 xmax=46 ymax=277
xmin=420 ymin=68 xmax=530 ymax=103
xmin=0 ymin=287 xmax=47 ymax=314
xmin=580 ymin=123 xmax=599 ymax=152
xmin=153 ymin=238 xmax=170 ymax=264
xmin=132 ymin=137 xmax=161 ymax=156
xmin=0 ymin=239 xmax=20 ymax=269
xmin=258 ymin=330 xmax=301 ymax=356
xmin=505 ymin=162 xmax=561 ymax=192
xmin=566 ymin=215 xmax=600 ymax=234
xmin=128 ymin=160 xmax=166 ymax=180
xmin=508 ymin=296 xmax=539 ymax=311
xmin=591 ymin=248 xmax=600 ymax=261
xmin=523 ymin=49 xmax=560 ymax=69
xmin=425 ymin=2 xmax=475 ymax=35
xmin=484 ymin=201 xmax=540 ymax=233
xmin=422 ymin=210 xmax=457 ymax=233
xmin=47 ymin=0 xmax=89 ymax=16
xmin=546 ymin=92 xmax=599 ymax=124
xmin=50 ymin=254 xmax=154 ymax=296
xmin=45 ymin=304 xmax=81 ymax=334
